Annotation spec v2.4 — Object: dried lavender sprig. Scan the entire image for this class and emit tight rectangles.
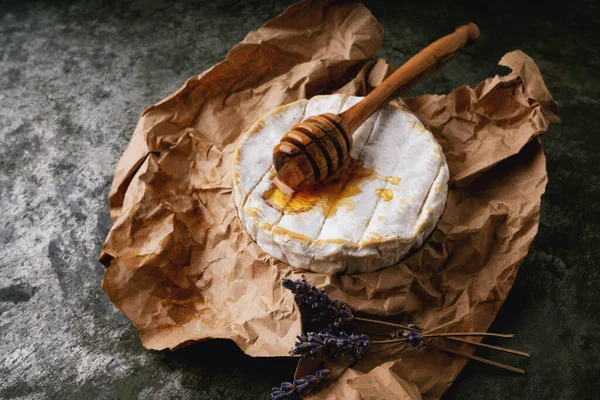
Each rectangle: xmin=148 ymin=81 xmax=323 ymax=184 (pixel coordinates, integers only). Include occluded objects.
xmin=291 ymin=331 xmax=371 ymax=362
xmin=282 ymin=279 xmax=354 ymax=331
xmin=270 ymin=369 xmax=331 ymax=399
xmin=326 ymin=332 xmax=371 ymax=362
xmin=392 ymin=324 xmax=424 ymax=349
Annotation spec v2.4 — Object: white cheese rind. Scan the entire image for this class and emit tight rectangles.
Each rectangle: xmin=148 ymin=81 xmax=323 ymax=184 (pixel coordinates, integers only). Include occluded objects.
xmin=233 ymin=94 xmax=449 ymax=274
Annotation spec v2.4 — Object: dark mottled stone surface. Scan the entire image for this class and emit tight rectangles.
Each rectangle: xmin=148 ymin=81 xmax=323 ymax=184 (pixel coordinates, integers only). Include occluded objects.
xmin=0 ymin=0 xmax=598 ymax=399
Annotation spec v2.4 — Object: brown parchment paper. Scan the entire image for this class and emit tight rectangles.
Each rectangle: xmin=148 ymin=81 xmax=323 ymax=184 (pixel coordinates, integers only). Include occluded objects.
xmin=99 ymin=0 xmax=559 ymax=398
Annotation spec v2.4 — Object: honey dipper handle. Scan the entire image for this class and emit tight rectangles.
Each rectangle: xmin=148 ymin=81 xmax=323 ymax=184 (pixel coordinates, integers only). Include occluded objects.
xmin=340 ymin=23 xmax=480 ymax=134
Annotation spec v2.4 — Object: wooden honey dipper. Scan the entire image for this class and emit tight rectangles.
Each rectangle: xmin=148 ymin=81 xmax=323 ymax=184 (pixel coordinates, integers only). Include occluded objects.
xmin=273 ymin=22 xmax=480 ymax=193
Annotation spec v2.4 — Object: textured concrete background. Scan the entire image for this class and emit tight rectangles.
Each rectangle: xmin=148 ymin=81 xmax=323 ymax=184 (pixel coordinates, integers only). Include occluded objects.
xmin=0 ymin=0 xmax=598 ymax=399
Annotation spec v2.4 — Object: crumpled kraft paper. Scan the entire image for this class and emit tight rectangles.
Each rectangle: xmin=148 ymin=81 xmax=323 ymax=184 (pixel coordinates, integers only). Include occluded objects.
xmin=99 ymin=0 xmax=559 ymax=398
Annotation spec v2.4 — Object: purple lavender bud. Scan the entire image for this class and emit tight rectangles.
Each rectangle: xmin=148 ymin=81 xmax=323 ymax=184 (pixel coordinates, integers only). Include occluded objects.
xmin=291 ymin=332 xmax=325 ymax=358
xmin=392 ymin=328 xmax=423 ymax=348
xmin=282 ymin=279 xmax=309 ymax=296
xmin=271 ymin=369 xmax=331 ymax=398
xmin=315 ymin=369 xmax=331 ymax=379
xmin=294 ymin=369 xmax=331 ymax=394
xmin=282 ymin=279 xmax=355 ymax=333
xmin=270 ymin=381 xmax=297 ymax=399
xmin=329 ymin=299 xmax=354 ymax=327
xmin=293 ymin=376 xmax=313 ymax=391
xmin=352 ymin=333 xmax=371 ymax=361
xmin=270 ymin=391 xmax=286 ymax=400
xmin=319 ymin=331 xmax=370 ymax=361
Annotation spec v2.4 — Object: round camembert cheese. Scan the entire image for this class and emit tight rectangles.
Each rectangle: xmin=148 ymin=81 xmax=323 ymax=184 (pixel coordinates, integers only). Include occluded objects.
xmin=233 ymin=94 xmax=449 ymax=274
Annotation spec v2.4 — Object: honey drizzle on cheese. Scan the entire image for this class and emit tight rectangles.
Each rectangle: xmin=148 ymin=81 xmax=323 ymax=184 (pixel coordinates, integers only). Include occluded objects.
xmin=379 ymin=175 xmax=401 ymax=185
xmin=314 ymin=238 xmax=352 ymax=246
xmin=272 ymin=226 xmax=312 ymax=244
xmin=244 ymin=207 xmax=261 ymax=218
xmin=361 ymin=232 xmax=386 ymax=247
xmin=262 ymin=160 xmax=401 ymax=216
xmin=375 ymin=188 xmax=394 ymax=202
